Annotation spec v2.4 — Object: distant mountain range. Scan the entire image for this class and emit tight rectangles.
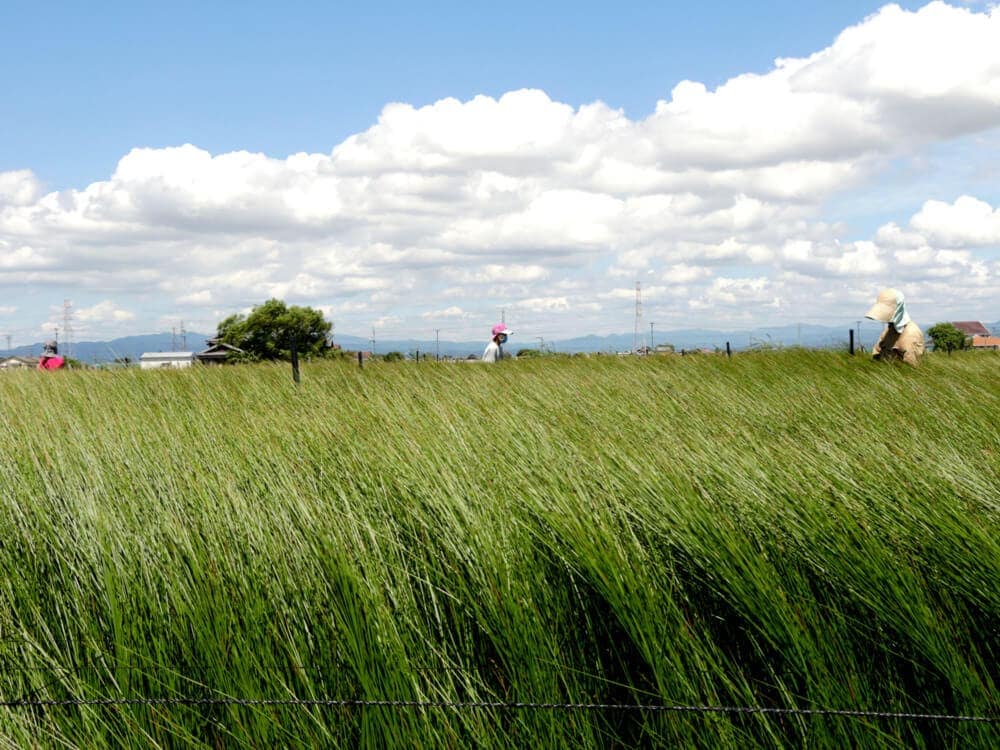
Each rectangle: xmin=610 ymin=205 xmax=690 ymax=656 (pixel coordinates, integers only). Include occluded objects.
xmin=5 ymin=321 xmax=997 ymax=363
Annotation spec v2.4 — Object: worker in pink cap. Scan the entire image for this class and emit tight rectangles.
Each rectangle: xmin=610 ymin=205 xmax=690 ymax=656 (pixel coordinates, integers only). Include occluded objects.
xmin=865 ymin=288 xmax=924 ymax=366
xmin=37 ymin=340 xmax=66 ymax=370
xmin=482 ymin=323 xmax=512 ymax=363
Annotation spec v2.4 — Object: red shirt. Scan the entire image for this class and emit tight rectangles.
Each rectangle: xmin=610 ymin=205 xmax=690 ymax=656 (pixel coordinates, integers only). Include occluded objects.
xmin=38 ymin=356 xmax=65 ymax=370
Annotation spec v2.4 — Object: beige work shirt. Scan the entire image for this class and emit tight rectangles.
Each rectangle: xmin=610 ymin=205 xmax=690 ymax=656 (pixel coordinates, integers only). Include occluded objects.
xmin=872 ymin=321 xmax=925 ymax=366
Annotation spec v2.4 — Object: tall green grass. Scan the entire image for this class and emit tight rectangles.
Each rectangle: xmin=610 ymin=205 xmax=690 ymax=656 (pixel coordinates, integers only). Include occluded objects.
xmin=0 ymin=351 xmax=997 ymax=748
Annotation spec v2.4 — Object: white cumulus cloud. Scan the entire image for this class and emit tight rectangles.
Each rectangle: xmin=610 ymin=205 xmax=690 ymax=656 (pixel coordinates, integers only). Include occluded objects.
xmin=1 ymin=2 xmax=999 ymax=338
xmin=76 ymin=300 xmax=136 ymax=323
xmin=909 ymin=195 xmax=1000 ymax=246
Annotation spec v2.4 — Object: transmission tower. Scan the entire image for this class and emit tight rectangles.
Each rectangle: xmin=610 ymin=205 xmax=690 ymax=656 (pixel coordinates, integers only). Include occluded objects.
xmin=633 ymin=282 xmax=643 ymax=353
xmin=180 ymin=320 xmax=187 ymax=350
xmin=62 ymin=299 xmax=74 ymax=360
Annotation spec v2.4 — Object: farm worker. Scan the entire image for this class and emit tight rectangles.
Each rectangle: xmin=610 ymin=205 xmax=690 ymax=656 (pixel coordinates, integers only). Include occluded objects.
xmin=37 ymin=340 xmax=66 ymax=370
xmin=864 ymin=288 xmax=924 ymax=366
xmin=482 ymin=323 xmax=512 ymax=363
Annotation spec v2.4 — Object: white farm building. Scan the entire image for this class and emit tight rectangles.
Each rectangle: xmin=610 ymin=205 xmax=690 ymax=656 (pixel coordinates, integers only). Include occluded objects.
xmin=139 ymin=351 xmax=195 ymax=370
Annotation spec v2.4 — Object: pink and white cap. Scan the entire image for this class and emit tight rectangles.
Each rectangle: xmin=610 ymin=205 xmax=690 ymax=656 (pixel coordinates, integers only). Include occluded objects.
xmin=491 ymin=323 xmax=512 ymax=338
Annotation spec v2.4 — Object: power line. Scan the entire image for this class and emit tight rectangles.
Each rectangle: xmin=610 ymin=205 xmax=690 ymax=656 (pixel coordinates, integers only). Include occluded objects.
xmin=633 ymin=281 xmax=642 ymax=354
xmin=62 ymin=299 xmax=74 ymax=360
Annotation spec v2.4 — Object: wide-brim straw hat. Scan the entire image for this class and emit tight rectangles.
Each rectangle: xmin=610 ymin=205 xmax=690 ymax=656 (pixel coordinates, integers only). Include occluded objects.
xmin=865 ymin=288 xmax=900 ymax=323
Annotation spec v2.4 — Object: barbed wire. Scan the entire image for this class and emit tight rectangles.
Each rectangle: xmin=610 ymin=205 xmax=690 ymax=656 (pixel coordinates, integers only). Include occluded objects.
xmin=0 ymin=696 xmax=994 ymax=722
xmin=0 ymin=656 xmax=995 ymax=723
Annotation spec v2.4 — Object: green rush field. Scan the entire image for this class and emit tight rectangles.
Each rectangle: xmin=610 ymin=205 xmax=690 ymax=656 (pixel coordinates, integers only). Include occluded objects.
xmin=0 ymin=351 xmax=997 ymax=748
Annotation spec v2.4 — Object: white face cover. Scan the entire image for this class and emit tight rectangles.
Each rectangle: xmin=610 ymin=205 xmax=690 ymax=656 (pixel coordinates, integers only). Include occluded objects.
xmin=889 ymin=293 xmax=912 ymax=332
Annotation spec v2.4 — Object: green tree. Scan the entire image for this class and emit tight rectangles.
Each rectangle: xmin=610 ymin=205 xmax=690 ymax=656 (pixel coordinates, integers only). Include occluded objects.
xmin=926 ymin=322 xmax=969 ymax=353
xmin=217 ymin=299 xmax=332 ymax=361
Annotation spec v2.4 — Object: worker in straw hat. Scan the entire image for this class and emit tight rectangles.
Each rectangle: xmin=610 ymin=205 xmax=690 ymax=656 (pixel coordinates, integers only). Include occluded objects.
xmin=865 ymin=288 xmax=924 ymax=366
xmin=482 ymin=323 xmax=512 ymax=363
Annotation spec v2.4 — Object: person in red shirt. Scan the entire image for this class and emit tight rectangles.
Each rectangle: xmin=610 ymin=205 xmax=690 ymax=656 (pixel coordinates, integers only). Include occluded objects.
xmin=38 ymin=341 xmax=66 ymax=370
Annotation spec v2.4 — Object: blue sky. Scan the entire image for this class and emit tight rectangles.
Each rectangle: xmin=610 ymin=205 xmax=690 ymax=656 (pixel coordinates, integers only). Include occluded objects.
xmin=1 ymin=1 xmax=998 ymax=346
xmin=4 ymin=0 xmax=930 ymax=189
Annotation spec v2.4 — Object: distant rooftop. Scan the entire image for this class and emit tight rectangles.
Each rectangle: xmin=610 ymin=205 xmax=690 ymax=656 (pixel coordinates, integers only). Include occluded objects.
xmin=140 ymin=351 xmax=195 ymax=359
xmin=971 ymin=336 xmax=1000 ymax=350
xmin=951 ymin=321 xmax=990 ymax=336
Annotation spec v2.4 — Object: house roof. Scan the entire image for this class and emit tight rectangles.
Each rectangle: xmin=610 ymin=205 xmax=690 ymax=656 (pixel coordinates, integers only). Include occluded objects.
xmin=140 ymin=351 xmax=195 ymax=360
xmin=196 ymin=342 xmax=245 ymax=358
xmin=0 ymin=356 xmax=39 ymax=367
xmin=951 ymin=321 xmax=990 ymax=336
xmin=971 ymin=336 xmax=1000 ymax=349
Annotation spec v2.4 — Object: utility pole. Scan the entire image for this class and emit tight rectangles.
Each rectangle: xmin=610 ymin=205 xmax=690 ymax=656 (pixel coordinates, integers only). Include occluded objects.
xmin=62 ymin=299 xmax=73 ymax=360
xmin=370 ymin=327 xmax=376 ymax=355
xmin=856 ymin=320 xmax=863 ymax=351
xmin=633 ymin=281 xmax=642 ymax=354
xmin=180 ymin=320 xmax=187 ymax=350
xmin=650 ymin=321 xmax=655 ymax=351
xmin=500 ymin=308 xmax=506 ymax=325
xmin=435 ymin=329 xmax=440 ymax=361
xmin=5 ymin=335 xmax=11 ymax=356
xmin=171 ymin=327 xmax=177 ymax=352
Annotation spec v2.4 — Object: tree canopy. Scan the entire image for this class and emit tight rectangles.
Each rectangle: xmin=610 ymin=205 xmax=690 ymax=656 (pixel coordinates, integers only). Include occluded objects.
xmin=926 ymin=322 xmax=969 ymax=353
xmin=217 ymin=299 xmax=332 ymax=361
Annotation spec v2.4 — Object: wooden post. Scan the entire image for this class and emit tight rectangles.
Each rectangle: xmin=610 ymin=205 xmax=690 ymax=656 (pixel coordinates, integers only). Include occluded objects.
xmin=849 ymin=329 xmax=855 ymax=356
xmin=290 ymin=344 xmax=300 ymax=385
xmin=726 ymin=341 xmax=731 ymax=358
xmin=358 ymin=351 xmax=363 ymax=369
